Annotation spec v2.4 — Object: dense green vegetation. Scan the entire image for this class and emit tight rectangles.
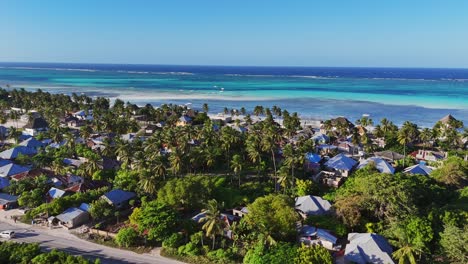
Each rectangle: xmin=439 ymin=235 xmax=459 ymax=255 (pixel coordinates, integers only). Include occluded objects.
xmin=0 ymin=241 xmax=100 ymax=264
xmin=0 ymin=88 xmax=466 ymax=263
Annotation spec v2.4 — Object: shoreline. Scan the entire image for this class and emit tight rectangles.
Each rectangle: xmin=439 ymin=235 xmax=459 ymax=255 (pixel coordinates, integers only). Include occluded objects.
xmin=2 ymin=82 xmax=467 ymax=110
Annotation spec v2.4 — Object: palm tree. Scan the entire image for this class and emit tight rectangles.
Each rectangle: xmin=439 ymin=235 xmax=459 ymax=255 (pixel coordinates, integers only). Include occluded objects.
xmin=390 ymin=229 xmax=423 ymax=264
xmin=9 ymin=110 xmax=20 ymax=129
xmin=220 ymin=126 xmax=240 ymax=171
xmin=253 ymin=105 xmax=264 ymax=117
xmin=139 ymin=170 xmax=158 ymax=197
xmin=240 ymin=107 xmax=246 ymax=115
xmin=356 ymin=116 xmax=373 ymax=127
xmin=204 ymin=147 xmax=220 ymax=171
xmin=199 ymin=199 xmax=225 ymax=250
xmin=64 ymin=133 xmax=76 ymax=150
xmin=380 ymin=118 xmax=392 ymax=134
xmin=115 ymin=139 xmax=132 ymax=167
xmin=169 ymin=149 xmax=183 ymax=177
xmin=8 ymin=126 xmax=21 ymax=144
xmin=398 ymin=130 xmax=412 ymax=168
xmin=398 ymin=121 xmax=419 ymax=167
xmin=261 ymin=125 xmax=281 ymax=190
xmin=202 ymin=103 xmax=209 ymax=113
xmin=151 ymin=155 xmax=167 ymax=181
xmin=231 ymin=154 xmax=243 ymax=187
xmin=82 ymin=154 xmax=100 ymax=178
xmin=245 ymin=134 xmax=262 ymax=174
xmin=79 ymin=126 xmax=92 ymax=140
xmin=419 ymin=128 xmax=432 ymax=150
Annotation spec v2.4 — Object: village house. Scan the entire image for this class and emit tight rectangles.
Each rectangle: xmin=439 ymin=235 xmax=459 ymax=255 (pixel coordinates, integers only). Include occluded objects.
xmin=176 ymin=115 xmax=192 ymax=126
xmin=0 ymin=163 xmax=31 ymax=178
xmin=232 ymin=207 xmax=249 ymax=218
xmin=0 ymin=193 xmax=19 ymax=210
xmin=54 ymin=207 xmax=90 ymax=229
xmin=412 ymin=149 xmax=446 ymax=162
xmin=404 ymin=163 xmax=433 ymax=176
xmin=23 ymin=117 xmax=48 ymax=136
xmin=324 ymin=153 xmax=357 ymax=177
xmin=298 ymin=225 xmax=340 ymax=251
xmin=0 ymin=146 xmax=37 ymax=160
xmin=344 ymin=233 xmax=394 ymax=264
xmin=295 ymin=195 xmax=332 ymax=218
xmin=101 ymin=189 xmax=136 ymax=209
xmin=357 ymin=157 xmax=395 ymax=174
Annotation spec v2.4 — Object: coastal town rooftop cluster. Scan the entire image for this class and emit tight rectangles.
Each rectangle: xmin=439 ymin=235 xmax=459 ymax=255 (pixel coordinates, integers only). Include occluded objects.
xmin=0 ymin=88 xmax=466 ymax=264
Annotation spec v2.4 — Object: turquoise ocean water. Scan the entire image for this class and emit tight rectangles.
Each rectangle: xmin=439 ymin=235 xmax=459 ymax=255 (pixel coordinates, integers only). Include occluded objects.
xmin=0 ymin=62 xmax=467 ymax=127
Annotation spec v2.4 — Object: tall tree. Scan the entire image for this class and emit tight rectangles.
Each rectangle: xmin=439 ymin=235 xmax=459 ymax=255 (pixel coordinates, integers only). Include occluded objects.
xmin=199 ymin=199 xmax=225 ymax=250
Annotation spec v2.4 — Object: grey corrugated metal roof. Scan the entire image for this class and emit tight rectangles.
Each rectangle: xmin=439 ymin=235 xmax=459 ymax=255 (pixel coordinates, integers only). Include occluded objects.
xmin=345 ymin=233 xmax=394 ymax=264
xmin=56 ymin=207 xmax=87 ymax=223
xmin=325 ymin=153 xmax=357 ymax=171
xmin=358 ymin=157 xmax=395 ymax=174
xmin=295 ymin=195 xmax=332 ymax=216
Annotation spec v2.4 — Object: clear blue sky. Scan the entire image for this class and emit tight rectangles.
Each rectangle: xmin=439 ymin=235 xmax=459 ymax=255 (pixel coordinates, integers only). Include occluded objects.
xmin=1 ymin=0 xmax=468 ymax=67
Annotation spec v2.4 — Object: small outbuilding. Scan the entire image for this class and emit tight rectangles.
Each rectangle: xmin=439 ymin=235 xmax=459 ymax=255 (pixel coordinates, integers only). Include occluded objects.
xmin=55 ymin=207 xmax=90 ymax=229
xmin=0 ymin=193 xmax=18 ymax=210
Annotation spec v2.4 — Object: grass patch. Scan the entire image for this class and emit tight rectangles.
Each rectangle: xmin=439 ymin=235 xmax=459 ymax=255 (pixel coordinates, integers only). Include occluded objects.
xmin=161 ymin=248 xmax=217 ymax=264
xmin=74 ymin=232 xmax=152 ymax=254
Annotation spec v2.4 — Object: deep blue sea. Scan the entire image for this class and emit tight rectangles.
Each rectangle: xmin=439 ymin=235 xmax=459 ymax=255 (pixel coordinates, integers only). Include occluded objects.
xmin=0 ymin=62 xmax=467 ymax=127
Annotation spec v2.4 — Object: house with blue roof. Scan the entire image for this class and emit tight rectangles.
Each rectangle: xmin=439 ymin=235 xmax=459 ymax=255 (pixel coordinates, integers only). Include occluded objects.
xmin=345 ymin=233 xmax=394 ymax=264
xmin=0 ymin=178 xmax=10 ymax=190
xmin=102 ymin=189 xmax=136 ymax=208
xmin=325 ymin=153 xmax=357 ymax=177
xmin=0 ymin=193 xmax=19 ymax=210
xmin=0 ymin=163 xmax=31 ymax=178
xmin=47 ymin=187 xmax=70 ymax=201
xmin=0 ymin=146 xmax=37 ymax=160
xmin=357 ymin=157 xmax=395 ymax=174
xmin=19 ymin=137 xmax=45 ymax=149
xmin=305 ymin=153 xmax=322 ymax=171
xmin=177 ymin=115 xmax=193 ymax=126
xmin=0 ymin=160 xmax=12 ymax=167
xmin=404 ymin=164 xmax=433 ymax=176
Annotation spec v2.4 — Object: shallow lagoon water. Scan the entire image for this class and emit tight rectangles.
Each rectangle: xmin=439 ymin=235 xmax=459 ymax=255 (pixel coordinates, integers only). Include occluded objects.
xmin=0 ymin=62 xmax=467 ymax=127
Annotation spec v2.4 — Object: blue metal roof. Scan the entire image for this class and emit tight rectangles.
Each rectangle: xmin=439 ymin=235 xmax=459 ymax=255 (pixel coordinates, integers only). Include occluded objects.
xmin=19 ymin=137 xmax=44 ymax=148
xmin=0 ymin=163 xmax=30 ymax=177
xmin=306 ymin=153 xmax=322 ymax=163
xmin=325 ymin=153 xmax=357 ymax=171
xmin=404 ymin=164 xmax=432 ymax=176
xmin=0 ymin=146 xmax=37 ymax=159
xmin=103 ymin=189 xmax=136 ymax=205
xmin=48 ymin=187 xmax=66 ymax=199
xmin=357 ymin=157 xmax=395 ymax=174
xmin=0 ymin=178 xmax=10 ymax=189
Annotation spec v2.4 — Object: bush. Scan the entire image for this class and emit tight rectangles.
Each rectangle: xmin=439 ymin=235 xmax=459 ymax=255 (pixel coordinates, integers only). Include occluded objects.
xmin=177 ymin=242 xmax=200 ymax=256
xmin=207 ymin=248 xmax=233 ymax=262
xmin=163 ymin=233 xmax=184 ymax=249
xmin=115 ymin=227 xmax=140 ymax=248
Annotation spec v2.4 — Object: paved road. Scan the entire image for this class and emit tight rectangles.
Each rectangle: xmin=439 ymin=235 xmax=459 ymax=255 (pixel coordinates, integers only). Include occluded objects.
xmin=0 ymin=221 xmax=182 ymax=264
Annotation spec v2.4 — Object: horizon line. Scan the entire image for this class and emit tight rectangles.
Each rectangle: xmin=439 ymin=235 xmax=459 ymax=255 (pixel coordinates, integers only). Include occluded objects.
xmin=1 ymin=61 xmax=468 ymax=70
